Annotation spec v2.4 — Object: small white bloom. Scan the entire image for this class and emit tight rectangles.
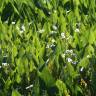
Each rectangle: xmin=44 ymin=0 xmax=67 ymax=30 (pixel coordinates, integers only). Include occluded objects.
xmin=87 ymin=55 xmax=90 ymax=58
xmin=50 ymin=44 xmax=56 ymax=48
xmin=61 ymin=54 xmax=65 ymax=58
xmin=50 ymin=31 xmax=57 ymax=34
xmin=48 ymin=11 xmax=51 ymax=15
xmin=46 ymin=44 xmax=50 ymax=48
xmin=51 ymin=39 xmax=55 ymax=43
xmin=67 ymin=58 xmax=72 ymax=63
xmin=52 ymin=25 xmax=57 ymax=30
xmin=2 ymin=63 xmax=8 ymax=66
xmin=61 ymin=32 xmax=65 ymax=39
xmin=38 ymin=29 xmax=45 ymax=33
xmin=75 ymin=28 xmax=80 ymax=33
xmin=72 ymin=61 xmax=77 ymax=65
xmin=26 ymin=84 xmax=33 ymax=89
xmin=21 ymin=25 xmax=25 ymax=31
xmin=66 ymin=10 xmax=70 ymax=14
xmin=0 ymin=66 xmax=1 ymax=68
xmin=12 ymin=21 xmax=15 ymax=25
xmin=65 ymin=50 xmax=73 ymax=54
xmin=46 ymin=59 xmax=49 ymax=64
xmin=80 ymin=67 xmax=84 ymax=72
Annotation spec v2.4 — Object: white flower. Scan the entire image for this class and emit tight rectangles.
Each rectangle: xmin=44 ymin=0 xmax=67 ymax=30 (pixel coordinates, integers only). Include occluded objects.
xmin=65 ymin=49 xmax=73 ymax=54
xmin=48 ymin=11 xmax=51 ymax=15
xmin=2 ymin=63 xmax=8 ymax=66
xmin=72 ymin=61 xmax=77 ymax=65
xmin=80 ymin=67 xmax=84 ymax=72
xmin=21 ymin=25 xmax=25 ymax=31
xmin=46 ymin=59 xmax=49 ymax=64
xmin=67 ymin=58 xmax=72 ymax=63
xmin=50 ymin=31 xmax=57 ymax=34
xmin=50 ymin=44 xmax=56 ymax=48
xmin=61 ymin=53 xmax=65 ymax=58
xmin=16 ymin=26 xmax=24 ymax=34
xmin=46 ymin=44 xmax=50 ymax=48
xmin=12 ymin=21 xmax=15 ymax=25
xmin=61 ymin=32 xmax=65 ymax=39
xmin=26 ymin=84 xmax=33 ymax=89
xmin=87 ymin=55 xmax=90 ymax=58
xmin=52 ymin=25 xmax=57 ymax=30
xmin=75 ymin=28 xmax=80 ymax=33
xmin=51 ymin=39 xmax=55 ymax=43
xmin=66 ymin=10 xmax=70 ymax=14
xmin=0 ymin=66 xmax=1 ymax=68
xmin=38 ymin=29 xmax=45 ymax=33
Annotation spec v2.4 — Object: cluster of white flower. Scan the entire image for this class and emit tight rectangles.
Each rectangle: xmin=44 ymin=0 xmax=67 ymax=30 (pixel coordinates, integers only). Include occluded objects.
xmin=46 ymin=43 xmax=56 ymax=49
xmin=50 ymin=43 xmax=56 ymax=48
xmin=66 ymin=57 xmax=77 ymax=64
xmin=65 ymin=49 xmax=73 ymax=54
xmin=61 ymin=49 xmax=78 ymax=65
xmin=16 ymin=24 xmax=25 ymax=34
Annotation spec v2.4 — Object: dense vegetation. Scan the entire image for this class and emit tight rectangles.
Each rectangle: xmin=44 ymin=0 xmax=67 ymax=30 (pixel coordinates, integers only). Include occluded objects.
xmin=0 ymin=0 xmax=96 ymax=96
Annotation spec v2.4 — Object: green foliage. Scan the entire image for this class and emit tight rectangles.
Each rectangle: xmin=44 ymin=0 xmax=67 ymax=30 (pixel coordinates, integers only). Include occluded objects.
xmin=0 ymin=0 xmax=96 ymax=96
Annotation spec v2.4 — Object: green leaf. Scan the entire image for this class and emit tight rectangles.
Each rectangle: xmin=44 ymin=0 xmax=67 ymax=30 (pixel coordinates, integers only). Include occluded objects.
xmin=12 ymin=90 xmax=21 ymax=96
xmin=89 ymin=32 xmax=95 ymax=44
xmin=12 ymin=45 xmax=17 ymax=57
xmin=78 ymin=57 xmax=89 ymax=68
xmin=56 ymin=80 xmax=69 ymax=96
xmin=39 ymin=67 xmax=55 ymax=88
xmin=16 ymin=74 xmax=21 ymax=83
